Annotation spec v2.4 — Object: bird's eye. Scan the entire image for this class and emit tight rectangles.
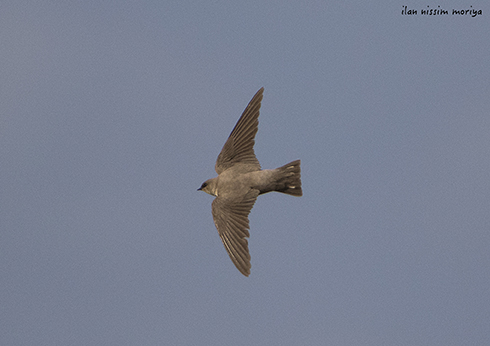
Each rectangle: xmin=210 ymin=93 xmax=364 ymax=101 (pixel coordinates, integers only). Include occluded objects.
xmin=201 ymin=183 xmax=207 ymax=188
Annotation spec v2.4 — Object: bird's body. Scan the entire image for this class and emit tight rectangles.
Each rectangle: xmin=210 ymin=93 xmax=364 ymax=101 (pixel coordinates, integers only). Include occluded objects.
xmin=202 ymin=163 xmax=301 ymax=198
xmin=199 ymin=88 xmax=302 ymax=276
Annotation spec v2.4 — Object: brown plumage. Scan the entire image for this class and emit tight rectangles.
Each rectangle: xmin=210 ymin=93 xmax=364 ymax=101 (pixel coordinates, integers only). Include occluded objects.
xmin=198 ymin=88 xmax=302 ymax=276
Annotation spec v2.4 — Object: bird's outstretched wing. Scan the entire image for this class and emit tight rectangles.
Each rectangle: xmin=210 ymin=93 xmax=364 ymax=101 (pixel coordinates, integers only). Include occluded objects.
xmin=215 ymin=88 xmax=264 ymax=175
xmin=211 ymin=189 xmax=259 ymax=276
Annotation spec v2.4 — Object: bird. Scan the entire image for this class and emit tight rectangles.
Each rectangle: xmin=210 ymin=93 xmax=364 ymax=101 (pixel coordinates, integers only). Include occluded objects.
xmin=198 ymin=87 xmax=302 ymax=276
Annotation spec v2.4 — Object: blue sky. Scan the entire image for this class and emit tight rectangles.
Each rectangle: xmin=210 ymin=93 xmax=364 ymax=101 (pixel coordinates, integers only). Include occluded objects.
xmin=1 ymin=1 xmax=489 ymax=345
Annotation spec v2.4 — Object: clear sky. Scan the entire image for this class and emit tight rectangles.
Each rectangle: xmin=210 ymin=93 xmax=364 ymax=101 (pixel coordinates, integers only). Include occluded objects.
xmin=1 ymin=1 xmax=489 ymax=345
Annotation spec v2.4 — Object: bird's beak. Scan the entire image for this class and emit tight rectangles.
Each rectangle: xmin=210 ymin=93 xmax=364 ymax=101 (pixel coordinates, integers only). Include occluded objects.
xmin=197 ymin=187 xmax=202 ymax=191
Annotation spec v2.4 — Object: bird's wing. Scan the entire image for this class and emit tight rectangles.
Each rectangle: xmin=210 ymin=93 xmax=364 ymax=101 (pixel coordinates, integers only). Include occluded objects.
xmin=215 ymin=88 xmax=264 ymax=175
xmin=211 ymin=189 xmax=259 ymax=276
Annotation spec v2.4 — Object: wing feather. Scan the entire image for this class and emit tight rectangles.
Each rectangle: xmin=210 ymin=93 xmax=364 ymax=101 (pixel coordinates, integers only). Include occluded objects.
xmin=215 ymin=88 xmax=264 ymax=174
xmin=211 ymin=190 xmax=259 ymax=276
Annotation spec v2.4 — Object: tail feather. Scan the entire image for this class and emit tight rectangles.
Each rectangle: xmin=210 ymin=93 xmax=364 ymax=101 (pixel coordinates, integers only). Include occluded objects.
xmin=274 ymin=160 xmax=302 ymax=196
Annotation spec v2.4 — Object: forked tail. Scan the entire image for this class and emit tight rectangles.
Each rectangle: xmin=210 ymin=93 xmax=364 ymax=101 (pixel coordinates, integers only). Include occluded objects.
xmin=274 ymin=160 xmax=302 ymax=196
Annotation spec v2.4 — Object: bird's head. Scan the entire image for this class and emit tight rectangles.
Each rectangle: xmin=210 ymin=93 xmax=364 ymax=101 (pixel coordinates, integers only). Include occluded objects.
xmin=198 ymin=178 xmax=218 ymax=197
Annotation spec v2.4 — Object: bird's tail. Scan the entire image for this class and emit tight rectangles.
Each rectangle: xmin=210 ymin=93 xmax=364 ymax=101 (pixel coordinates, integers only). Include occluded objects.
xmin=274 ymin=160 xmax=302 ymax=196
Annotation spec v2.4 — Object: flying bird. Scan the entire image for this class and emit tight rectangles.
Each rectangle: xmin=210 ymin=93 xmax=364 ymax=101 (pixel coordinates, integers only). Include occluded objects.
xmin=198 ymin=87 xmax=302 ymax=276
